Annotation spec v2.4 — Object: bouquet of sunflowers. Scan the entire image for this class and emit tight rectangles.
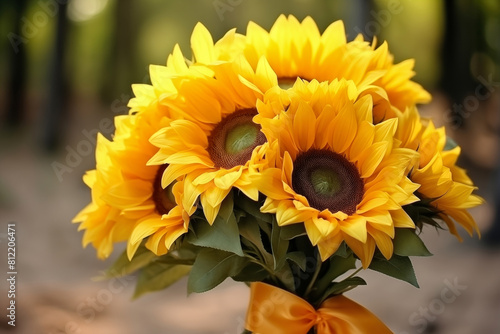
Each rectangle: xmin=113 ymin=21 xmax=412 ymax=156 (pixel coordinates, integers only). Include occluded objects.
xmin=74 ymin=15 xmax=482 ymax=333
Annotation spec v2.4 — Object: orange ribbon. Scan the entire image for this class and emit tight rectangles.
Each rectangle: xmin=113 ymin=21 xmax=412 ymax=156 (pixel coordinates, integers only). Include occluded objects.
xmin=245 ymin=282 xmax=393 ymax=334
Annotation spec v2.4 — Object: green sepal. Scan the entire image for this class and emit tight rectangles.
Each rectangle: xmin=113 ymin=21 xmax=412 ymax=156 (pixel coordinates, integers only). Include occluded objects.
xmin=444 ymin=136 xmax=458 ymax=151
xmin=403 ymin=197 xmax=445 ymax=232
xmin=187 ymin=193 xmax=244 ymax=256
xmin=393 ymin=228 xmax=432 ymax=257
xmin=187 ymin=248 xmax=247 ymax=293
xmin=280 ymin=223 xmax=307 ymax=240
xmin=133 ymin=262 xmax=191 ymax=299
xmin=369 ymin=254 xmax=419 ymax=288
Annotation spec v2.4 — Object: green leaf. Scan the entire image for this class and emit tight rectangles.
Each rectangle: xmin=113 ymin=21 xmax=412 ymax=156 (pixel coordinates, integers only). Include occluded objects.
xmin=313 ymin=254 xmax=357 ymax=299
xmin=271 ymin=219 xmax=290 ymax=270
xmin=321 ymin=277 xmax=367 ymax=301
xmin=187 ymin=194 xmax=244 ymax=256
xmin=369 ymin=254 xmax=419 ymax=287
xmin=234 ymin=193 xmax=272 ymax=223
xmin=333 ymin=242 xmax=351 ymax=258
xmin=273 ymin=260 xmax=296 ymax=292
xmin=232 ymin=262 xmax=269 ymax=282
xmin=255 ymin=218 xmax=272 ymax=238
xmin=133 ymin=262 xmax=191 ymax=299
xmin=187 ymin=248 xmax=247 ymax=293
xmin=239 ymin=216 xmax=274 ymax=267
xmin=286 ymin=251 xmax=307 ymax=271
xmin=239 ymin=217 xmax=264 ymax=248
xmin=218 ymin=190 xmax=235 ymax=222
xmin=233 ymin=193 xmax=272 ymax=238
xmin=280 ymin=223 xmax=307 ymax=240
xmin=102 ymin=245 xmax=156 ymax=279
xmin=393 ymin=228 xmax=432 ymax=257
xmin=157 ymin=245 xmax=199 ymax=266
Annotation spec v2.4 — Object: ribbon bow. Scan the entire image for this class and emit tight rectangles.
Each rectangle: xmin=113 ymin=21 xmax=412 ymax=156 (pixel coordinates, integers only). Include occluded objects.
xmin=245 ymin=282 xmax=393 ymax=334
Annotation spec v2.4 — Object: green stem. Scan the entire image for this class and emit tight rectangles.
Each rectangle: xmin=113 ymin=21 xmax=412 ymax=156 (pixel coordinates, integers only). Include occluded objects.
xmin=303 ymin=251 xmax=322 ymax=299
xmin=335 ymin=285 xmax=358 ymax=295
xmin=246 ymin=256 xmax=281 ymax=286
xmin=345 ymin=266 xmax=363 ymax=280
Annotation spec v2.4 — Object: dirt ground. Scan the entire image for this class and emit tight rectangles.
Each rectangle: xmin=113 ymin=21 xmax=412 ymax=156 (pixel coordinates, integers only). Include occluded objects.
xmin=0 ymin=94 xmax=499 ymax=334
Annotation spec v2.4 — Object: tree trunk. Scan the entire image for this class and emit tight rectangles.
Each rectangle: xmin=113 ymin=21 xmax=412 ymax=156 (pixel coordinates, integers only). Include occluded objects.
xmin=41 ymin=1 xmax=69 ymax=150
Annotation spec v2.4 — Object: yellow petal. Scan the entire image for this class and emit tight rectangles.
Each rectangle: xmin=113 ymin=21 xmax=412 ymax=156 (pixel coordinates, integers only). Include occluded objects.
xmin=276 ymin=200 xmax=316 ymax=226
xmin=101 ymin=180 xmax=152 ymax=209
xmin=339 ymin=215 xmax=367 ymax=243
xmin=255 ymin=56 xmax=278 ymax=91
xmin=357 ymin=191 xmax=389 ymax=214
xmin=191 ymin=22 xmax=215 ymax=63
xmin=204 ymin=185 xmax=232 ymax=209
xmin=162 ymin=163 xmax=202 ymax=188
xmin=167 ymin=44 xmax=189 ymax=72
xmin=364 ymin=210 xmax=393 ymax=226
xmin=391 ymin=209 xmax=415 ymax=229
xmin=357 ymin=141 xmax=388 ymax=178
xmin=200 ymin=194 xmax=221 ymax=225
xmin=317 ymin=232 xmax=343 ymax=261
xmin=343 ymin=233 xmax=375 ymax=269
xmin=182 ymin=176 xmax=204 ymax=212
xmin=349 ymin=121 xmax=374 ymax=160
xmin=368 ymin=226 xmax=393 ymax=260
xmin=320 ymin=20 xmax=346 ymax=58
xmin=164 ymin=148 xmax=213 ymax=167
xmin=214 ymin=169 xmax=243 ymax=189
xmin=329 ymin=100 xmax=357 ymax=153
xmin=293 ymin=101 xmax=316 ymax=151
xmin=256 ymin=168 xmax=291 ymax=200
xmin=314 ymin=104 xmax=335 ymax=148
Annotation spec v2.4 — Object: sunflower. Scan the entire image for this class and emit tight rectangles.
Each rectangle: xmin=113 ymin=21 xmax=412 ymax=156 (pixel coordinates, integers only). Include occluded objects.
xmin=128 ymin=42 xmax=215 ymax=119
xmin=147 ymin=60 xmax=277 ymax=224
xmin=72 ymin=129 xmax=135 ymax=259
xmin=396 ymin=107 xmax=483 ymax=238
xmin=73 ymin=109 xmax=194 ymax=260
xmin=189 ymin=15 xmax=431 ymax=122
xmin=254 ymin=79 xmax=420 ymax=267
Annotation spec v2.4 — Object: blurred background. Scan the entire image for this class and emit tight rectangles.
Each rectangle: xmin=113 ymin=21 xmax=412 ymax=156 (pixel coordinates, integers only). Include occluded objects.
xmin=0 ymin=0 xmax=499 ymax=333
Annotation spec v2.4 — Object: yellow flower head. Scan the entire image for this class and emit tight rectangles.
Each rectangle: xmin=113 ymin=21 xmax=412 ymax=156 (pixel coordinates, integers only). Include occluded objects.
xmin=128 ymin=41 xmax=216 ymax=119
xmin=147 ymin=62 xmax=277 ymax=224
xmin=255 ymin=79 xmax=420 ymax=268
xmin=396 ymin=108 xmax=483 ymax=239
xmin=73 ymin=109 xmax=193 ymax=260
xmin=190 ymin=15 xmax=431 ymax=122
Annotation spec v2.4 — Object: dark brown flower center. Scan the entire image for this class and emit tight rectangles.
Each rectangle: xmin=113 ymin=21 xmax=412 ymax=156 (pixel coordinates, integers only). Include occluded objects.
xmin=153 ymin=164 xmax=176 ymax=215
xmin=278 ymin=76 xmax=311 ymax=90
xmin=278 ymin=77 xmax=298 ymax=89
xmin=291 ymin=149 xmax=364 ymax=215
xmin=207 ymin=109 xmax=266 ymax=169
